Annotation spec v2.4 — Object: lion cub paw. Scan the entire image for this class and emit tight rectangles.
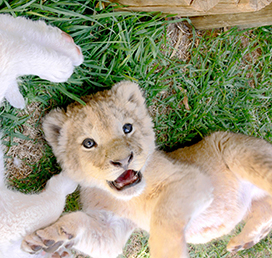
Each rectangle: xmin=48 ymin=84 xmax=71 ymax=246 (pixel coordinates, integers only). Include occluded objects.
xmin=227 ymin=240 xmax=256 ymax=252
xmin=227 ymin=234 xmax=263 ymax=252
xmin=21 ymin=224 xmax=75 ymax=255
xmin=227 ymin=225 xmax=272 ymax=252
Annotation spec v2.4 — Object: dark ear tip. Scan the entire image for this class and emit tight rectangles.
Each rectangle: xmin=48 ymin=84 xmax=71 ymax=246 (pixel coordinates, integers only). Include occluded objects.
xmin=51 ymin=124 xmax=61 ymax=135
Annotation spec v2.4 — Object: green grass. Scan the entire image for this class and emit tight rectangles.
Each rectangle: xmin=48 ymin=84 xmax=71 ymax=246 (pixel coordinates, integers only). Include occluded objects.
xmin=1 ymin=0 xmax=272 ymax=257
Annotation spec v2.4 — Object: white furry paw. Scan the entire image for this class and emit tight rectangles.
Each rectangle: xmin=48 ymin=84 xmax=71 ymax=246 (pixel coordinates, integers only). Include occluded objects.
xmin=46 ymin=173 xmax=78 ymax=195
xmin=0 ymin=15 xmax=84 ymax=109
xmin=38 ymin=30 xmax=84 ymax=83
xmin=4 ymin=83 xmax=25 ymax=109
xmin=29 ymin=28 xmax=83 ymax=83
xmin=22 ymin=224 xmax=75 ymax=255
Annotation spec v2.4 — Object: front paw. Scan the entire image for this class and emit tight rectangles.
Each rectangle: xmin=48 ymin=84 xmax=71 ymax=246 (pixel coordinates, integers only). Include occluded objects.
xmin=22 ymin=224 xmax=75 ymax=254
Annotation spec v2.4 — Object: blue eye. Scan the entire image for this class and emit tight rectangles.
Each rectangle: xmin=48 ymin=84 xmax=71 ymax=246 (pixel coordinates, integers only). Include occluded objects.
xmin=123 ymin=123 xmax=133 ymax=134
xmin=82 ymin=138 xmax=96 ymax=149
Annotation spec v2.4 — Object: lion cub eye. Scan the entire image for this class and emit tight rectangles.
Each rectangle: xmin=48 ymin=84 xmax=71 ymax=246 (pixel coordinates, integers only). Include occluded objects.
xmin=82 ymin=138 xmax=96 ymax=149
xmin=123 ymin=123 xmax=133 ymax=134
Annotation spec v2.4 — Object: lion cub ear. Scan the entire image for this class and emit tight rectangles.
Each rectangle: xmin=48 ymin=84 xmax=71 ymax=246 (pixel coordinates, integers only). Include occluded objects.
xmin=42 ymin=108 xmax=67 ymax=152
xmin=111 ymin=81 xmax=145 ymax=107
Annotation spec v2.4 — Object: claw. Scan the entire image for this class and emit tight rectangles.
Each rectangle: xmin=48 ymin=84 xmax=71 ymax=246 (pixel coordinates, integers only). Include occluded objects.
xmin=44 ymin=239 xmax=56 ymax=247
xmin=60 ymin=251 xmax=70 ymax=257
xmin=31 ymin=244 xmax=43 ymax=252
xmin=43 ymin=241 xmax=64 ymax=253
xmin=52 ymin=253 xmax=61 ymax=258
xmin=243 ymin=241 xmax=255 ymax=249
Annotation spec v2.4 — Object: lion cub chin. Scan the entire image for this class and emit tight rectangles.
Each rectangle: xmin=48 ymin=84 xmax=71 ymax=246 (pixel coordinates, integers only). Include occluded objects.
xmin=23 ymin=81 xmax=272 ymax=258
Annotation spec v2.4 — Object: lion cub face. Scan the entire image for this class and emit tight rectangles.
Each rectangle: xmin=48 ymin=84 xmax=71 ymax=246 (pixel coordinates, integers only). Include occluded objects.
xmin=43 ymin=81 xmax=155 ymax=199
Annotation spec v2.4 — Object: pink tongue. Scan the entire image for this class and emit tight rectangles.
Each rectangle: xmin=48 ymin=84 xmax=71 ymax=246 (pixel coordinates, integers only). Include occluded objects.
xmin=115 ymin=170 xmax=135 ymax=185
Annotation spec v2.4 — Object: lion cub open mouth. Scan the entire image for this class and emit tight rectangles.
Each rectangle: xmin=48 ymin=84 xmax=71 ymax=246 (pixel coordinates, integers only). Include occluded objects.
xmin=108 ymin=170 xmax=142 ymax=191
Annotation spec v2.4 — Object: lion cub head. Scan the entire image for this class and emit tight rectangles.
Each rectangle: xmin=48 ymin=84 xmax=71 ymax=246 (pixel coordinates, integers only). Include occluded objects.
xmin=43 ymin=81 xmax=155 ymax=199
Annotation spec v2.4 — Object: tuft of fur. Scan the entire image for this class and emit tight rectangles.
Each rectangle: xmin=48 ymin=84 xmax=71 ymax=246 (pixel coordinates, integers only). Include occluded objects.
xmin=0 ymin=14 xmax=83 ymax=108
xmin=23 ymin=81 xmax=272 ymax=258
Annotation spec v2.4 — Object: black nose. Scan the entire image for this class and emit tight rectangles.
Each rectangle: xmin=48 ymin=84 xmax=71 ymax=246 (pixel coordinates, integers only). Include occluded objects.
xmin=110 ymin=152 xmax=134 ymax=168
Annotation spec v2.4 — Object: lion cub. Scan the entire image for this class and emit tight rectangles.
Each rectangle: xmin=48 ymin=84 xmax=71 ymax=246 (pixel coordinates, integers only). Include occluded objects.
xmin=23 ymin=81 xmax=272 ymax=258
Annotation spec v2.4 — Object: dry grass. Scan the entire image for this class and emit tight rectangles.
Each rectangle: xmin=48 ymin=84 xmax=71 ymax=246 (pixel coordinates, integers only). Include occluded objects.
xmin=167 ymin=19 xmax=193 ymax=61
xmin=5 ymin=102 xmax=45 ymax=181
xmin=123 ymin=230 xmax=150 ymax=258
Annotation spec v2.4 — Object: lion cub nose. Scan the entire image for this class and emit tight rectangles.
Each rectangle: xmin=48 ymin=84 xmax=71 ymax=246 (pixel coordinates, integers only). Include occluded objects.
xmin=110 ymin=152 xmax=134 ymax=168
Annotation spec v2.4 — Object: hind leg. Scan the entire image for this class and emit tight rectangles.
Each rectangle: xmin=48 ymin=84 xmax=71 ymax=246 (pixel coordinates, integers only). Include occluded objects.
xmin=208 ymin=132 xmax=272 ymax=196
xmin=227 ymin=195 xmax=272 ymax=252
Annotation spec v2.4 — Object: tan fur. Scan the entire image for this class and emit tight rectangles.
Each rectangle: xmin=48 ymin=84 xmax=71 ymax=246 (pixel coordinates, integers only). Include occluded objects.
xmin=23 ymin=81 xmax=272 ymax=258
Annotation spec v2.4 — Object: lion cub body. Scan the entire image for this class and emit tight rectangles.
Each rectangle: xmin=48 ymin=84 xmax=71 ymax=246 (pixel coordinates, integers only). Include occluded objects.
xmin=23 ymin=81 xmax=272 ymax=258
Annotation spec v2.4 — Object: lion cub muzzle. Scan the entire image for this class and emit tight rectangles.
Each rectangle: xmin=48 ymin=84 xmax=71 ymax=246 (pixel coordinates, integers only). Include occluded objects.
xmin=110 ymin=151 xmax=134 ymax=169
xmin=107 ymin=151 xmax=142 ymax=191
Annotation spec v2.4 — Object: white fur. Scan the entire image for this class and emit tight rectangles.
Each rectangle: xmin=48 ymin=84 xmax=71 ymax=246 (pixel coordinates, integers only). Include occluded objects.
xmin=0 ymin=14 xmax=82 ymax=257
xmin=0 ymin=144 xmax=78 ymax=258
xmin=0 ymin=14 xmax=83 ymax=108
